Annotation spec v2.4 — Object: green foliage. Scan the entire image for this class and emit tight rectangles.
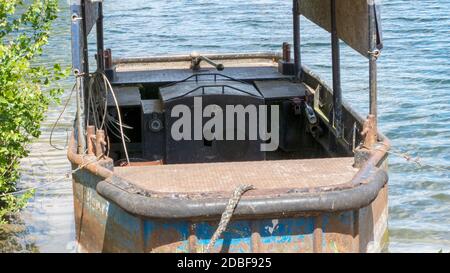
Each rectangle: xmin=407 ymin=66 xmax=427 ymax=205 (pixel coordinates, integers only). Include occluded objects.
xmin=0 ymin=0 xmax=67 ymax=223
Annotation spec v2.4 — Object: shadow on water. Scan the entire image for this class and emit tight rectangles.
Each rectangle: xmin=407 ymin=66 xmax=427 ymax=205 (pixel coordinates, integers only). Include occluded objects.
xmin=1 ymin=0 xmax=449 ymax=252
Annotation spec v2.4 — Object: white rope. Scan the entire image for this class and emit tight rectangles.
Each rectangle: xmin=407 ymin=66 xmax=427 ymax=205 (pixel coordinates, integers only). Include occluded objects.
xmin=205 ymin=184 xmax=255 ymax=253
xmin=98 ymin=72 xmax=130 ymax=165
xmin=49 ymin=83 xmax=76 ymax=151
xmin=376 ymin=147 xmax=450 ymax=172
xmin=0 ymin=155 xmax=102 ymax=197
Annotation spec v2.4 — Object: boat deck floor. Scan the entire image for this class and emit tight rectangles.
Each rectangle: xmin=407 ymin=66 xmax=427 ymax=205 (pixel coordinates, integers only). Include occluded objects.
xmin=113 ymin=157 xmax=358 ymax=196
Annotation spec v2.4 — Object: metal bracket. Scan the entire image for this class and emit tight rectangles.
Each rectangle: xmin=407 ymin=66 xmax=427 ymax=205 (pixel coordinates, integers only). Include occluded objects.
xmin=71 ymin=13 xmax=83 ymax=22
xmin=368 ymin=49 xmax=381 ymax=60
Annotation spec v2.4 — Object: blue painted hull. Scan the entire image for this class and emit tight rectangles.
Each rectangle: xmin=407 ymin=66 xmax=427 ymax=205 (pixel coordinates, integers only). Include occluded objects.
xmin=72 ymin=167 xmax=388 ymax=253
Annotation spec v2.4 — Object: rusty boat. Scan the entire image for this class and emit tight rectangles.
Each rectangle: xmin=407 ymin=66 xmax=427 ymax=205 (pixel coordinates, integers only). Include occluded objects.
xmin=68 ymin=0 xmax=390 ymax=253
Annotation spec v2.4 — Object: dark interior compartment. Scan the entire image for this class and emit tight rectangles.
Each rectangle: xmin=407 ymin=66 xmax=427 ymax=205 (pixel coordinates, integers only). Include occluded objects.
xmin=106 ymin=73 xmax=336 ymax=165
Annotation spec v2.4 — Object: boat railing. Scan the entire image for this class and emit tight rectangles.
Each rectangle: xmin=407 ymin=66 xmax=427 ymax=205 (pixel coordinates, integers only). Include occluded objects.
xmin=163 ymin=73 xmax=262 ymax=101
xmin=112 ymin=52 xmax=282 ymax=66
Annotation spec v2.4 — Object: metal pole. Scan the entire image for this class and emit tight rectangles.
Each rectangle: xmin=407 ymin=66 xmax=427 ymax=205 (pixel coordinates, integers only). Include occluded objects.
xmin=361 ymin=0 xmax=380 ymax=148
xmin=96 ymin=2 xmax=105 ymax=71
xmin=369 ymin=61 xmax=377 ymax=119
xmin=293 ymin=0 xmax=301 ymax=80
xmin=331 ymin=0 xmax=342 ymax=137
xmin=70 ymin=0 xmax=86 ymax=154
xmin=81 ymin=0 xmax=89 ymax=77
xmin=80 ymin=0 xmax=89 ymax=149
xmin=76 ymin=76 xmax=85 ymax=154
xmin=369 ymin=2 xmax=378 ymax=130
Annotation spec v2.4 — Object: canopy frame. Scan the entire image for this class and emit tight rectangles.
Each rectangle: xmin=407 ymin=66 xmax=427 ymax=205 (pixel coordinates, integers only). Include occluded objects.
xmin=295 ymin=0 xmax=383 ymax=146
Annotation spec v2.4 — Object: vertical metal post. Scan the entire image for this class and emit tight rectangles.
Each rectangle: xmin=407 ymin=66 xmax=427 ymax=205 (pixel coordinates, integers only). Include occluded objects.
xmin=96 ymin=2 xmax=105 ymax=71
xmin=331 ymin=0 xmax=342 ymax=137
xmin=80 ymin=0 xmax=91 ymax=133
xmin=81 ymin=0 xmax=89 ymax=77
xmin=282 ymin=42 xmax=291 ymax=63
xmin=293 ymin=0 xmax=302 ymax=80
xmin=71 ymin=0 xmax=86 ymax=154
xmin=369 ymin=60 xmax=377 ymax=122
xmin=369 ymin=1 xmax=378 ymax=133
xmin=76 ymin=76 xmax=85 ymax=154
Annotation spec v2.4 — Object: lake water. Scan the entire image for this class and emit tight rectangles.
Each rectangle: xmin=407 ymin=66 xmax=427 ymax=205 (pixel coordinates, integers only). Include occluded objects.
xmin=1 ymin=0 xmax=449 ymax=253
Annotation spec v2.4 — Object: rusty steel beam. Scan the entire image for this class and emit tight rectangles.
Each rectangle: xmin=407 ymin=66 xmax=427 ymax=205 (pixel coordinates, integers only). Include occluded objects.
xmin=67 ymin=133 xmax=113 ymax=178
xmin=86 ymin=125 xmax=96 ymax=155
xmin=113 ymin=52 xmax=281 ymax=65
xmin=95 ymin=129 xmax=106 ymax=158
xmin=361 ymin=114 xmax=377 ymax=148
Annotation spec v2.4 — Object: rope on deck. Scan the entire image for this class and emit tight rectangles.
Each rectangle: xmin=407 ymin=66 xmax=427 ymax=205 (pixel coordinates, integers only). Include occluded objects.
xmin=205 ymin=184 xmax=255 ymax=253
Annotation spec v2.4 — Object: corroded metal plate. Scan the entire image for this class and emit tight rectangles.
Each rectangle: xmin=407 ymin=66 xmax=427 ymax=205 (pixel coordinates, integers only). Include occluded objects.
xmin=298 ymin=0 xmax=370 ymax=57
xmin=114 ymin=157 xmax=357 ymax=195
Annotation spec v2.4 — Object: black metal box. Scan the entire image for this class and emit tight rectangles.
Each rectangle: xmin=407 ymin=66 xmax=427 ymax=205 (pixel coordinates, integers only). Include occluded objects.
xmin=160 ymin=79 xmax=265 ymax=164
xmin=141 ymin=100 xmax=165 ymax=161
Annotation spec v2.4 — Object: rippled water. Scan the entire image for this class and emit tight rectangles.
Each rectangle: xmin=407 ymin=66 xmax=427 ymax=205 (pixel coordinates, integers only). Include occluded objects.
xmin=2 ymin=0 xmax=449 ymax=252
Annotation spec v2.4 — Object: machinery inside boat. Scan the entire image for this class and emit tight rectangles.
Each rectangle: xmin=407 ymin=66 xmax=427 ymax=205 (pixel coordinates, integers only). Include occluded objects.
xmin=100 ymin=51 xmax=351 ymax=166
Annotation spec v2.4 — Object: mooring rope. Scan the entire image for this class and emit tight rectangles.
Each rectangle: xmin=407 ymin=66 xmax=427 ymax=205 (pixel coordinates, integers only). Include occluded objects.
xmin=0 ymin=155 xmax=102 ymax=197
xmin=49 ymin=83 xmax=76 ymax=151
xmin=375 ymin=147 xmax=450 ymax=172
xmin=205 ymin=184 xmax=255 ymax=253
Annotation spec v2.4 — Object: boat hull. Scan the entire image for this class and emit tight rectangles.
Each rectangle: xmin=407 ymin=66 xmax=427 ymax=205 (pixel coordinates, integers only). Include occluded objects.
xmin=69 ymin=62 xmax=390 ymax=253
xmin=72 ymin=165 xmax=388 ymax=253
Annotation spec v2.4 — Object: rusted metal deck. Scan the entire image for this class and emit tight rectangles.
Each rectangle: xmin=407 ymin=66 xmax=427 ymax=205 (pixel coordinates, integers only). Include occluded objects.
xmin=113 ymin=157 xmax=357 ymax=197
